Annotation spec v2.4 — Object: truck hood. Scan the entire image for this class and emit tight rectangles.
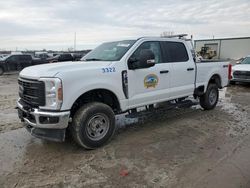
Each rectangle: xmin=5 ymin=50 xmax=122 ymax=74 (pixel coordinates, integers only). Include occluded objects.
xmin=232 ymin=64 xmax=250 ymax=71
xmin=20 ymin=61 xmax=112 ymax=79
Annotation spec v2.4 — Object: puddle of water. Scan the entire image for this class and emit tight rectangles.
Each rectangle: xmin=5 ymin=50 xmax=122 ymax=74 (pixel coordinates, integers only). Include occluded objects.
xmin=0 ymin=128 xmax=81 ymax=175
xmin=0 ymin=129 xmax=33 ymax=174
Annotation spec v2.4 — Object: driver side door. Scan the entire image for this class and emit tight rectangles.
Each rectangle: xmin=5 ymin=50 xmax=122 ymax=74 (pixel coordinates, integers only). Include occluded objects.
xmin=127 ymin=41 xmax=171 ymax=108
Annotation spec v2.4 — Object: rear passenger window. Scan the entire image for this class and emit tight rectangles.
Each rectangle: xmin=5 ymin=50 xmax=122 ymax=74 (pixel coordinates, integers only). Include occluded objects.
xmin=65 ymin=54 xmax=72 ymax=59
xmin=19 ymin=55 xmax=29 ymax=61
xmin=162 ymin=42 xmax=189 ymax=62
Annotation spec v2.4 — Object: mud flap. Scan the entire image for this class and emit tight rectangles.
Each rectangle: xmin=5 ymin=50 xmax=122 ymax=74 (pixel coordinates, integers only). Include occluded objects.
xmin=25 ymin=126 xmax=66 ymax=142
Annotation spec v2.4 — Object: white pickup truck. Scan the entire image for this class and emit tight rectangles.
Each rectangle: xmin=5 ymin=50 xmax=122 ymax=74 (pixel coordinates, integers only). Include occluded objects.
xmin=17 ymin=37 xmax=230 ymax=149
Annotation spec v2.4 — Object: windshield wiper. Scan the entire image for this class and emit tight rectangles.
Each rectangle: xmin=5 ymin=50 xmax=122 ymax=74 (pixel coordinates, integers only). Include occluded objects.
xmin=84 ymin=58 xmax=103 ymax=61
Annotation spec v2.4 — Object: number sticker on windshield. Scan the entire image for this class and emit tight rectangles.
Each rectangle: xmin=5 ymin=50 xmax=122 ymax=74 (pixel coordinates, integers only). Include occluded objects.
xmin=117 ymin=43 xmax=130 ymax=47
xmin=102 ymin=67 xmax=116 ymax=73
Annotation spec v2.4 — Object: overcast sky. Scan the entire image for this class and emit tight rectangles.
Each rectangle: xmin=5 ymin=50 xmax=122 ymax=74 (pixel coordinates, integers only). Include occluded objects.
xmin=0 ymin=0 xmax=249 ymax=50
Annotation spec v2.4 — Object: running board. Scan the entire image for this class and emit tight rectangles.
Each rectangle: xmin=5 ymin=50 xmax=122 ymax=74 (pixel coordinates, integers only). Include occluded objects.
xmin=125 ymin=100 xmax=198 ymax=119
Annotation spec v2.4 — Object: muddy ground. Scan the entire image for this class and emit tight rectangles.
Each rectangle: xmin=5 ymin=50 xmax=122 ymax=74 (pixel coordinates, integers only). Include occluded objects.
xmin=0 ymin=73 xmax=250 ymax=188
xmin=0 ymin=73 xmax=22 ymax=133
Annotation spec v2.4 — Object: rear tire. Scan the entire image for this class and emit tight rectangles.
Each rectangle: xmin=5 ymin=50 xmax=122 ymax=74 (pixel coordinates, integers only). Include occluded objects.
xmin=0 ymin=67 xmax=4 ymax=76
xmin=200 ymin=84 xmax=219 ymax=110
xmin=71 ymin=102 xmax=116 ymax=149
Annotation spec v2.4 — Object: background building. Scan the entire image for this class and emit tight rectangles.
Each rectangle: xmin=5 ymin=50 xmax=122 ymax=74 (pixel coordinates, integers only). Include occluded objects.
xmin=194 ymin=37 xmax=250 ymax=60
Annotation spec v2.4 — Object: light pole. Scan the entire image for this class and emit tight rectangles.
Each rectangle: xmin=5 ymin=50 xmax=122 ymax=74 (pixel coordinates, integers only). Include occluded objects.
xmin=74 ymin=32 xmax=76 ymax=51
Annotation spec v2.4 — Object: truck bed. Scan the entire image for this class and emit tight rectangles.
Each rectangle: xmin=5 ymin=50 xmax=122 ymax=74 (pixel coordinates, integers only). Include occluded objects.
xmin=196 ymin=61 xmax=229 ymax=90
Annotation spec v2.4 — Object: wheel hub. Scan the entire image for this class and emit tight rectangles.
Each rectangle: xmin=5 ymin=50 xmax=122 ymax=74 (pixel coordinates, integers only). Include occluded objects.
xmin=86 ymin=114 xmax=110 ymax=141
xmin=209 ymin=89 xmax=217 ymax=105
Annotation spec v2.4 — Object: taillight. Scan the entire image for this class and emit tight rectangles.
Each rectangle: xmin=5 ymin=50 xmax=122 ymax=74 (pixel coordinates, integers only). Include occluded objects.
xmin=228 ymin=64 xmax=232 ymax=80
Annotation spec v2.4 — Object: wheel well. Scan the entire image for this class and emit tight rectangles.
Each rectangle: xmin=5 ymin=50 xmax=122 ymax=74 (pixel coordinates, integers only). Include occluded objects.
xmin=194 ymin=74 xmax=221 ymax=97
xmin=70 ymin=89 xmax=121 ymax=117
xmin=208 ymin=74 xmax=222 ymax=88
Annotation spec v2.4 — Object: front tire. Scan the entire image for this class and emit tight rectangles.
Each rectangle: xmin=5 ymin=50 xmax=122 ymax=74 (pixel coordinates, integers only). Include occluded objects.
xmin=71 ymin=102 xmax=116 ymax=149
xmin=200 ymin=84 xmax=219 ymax=110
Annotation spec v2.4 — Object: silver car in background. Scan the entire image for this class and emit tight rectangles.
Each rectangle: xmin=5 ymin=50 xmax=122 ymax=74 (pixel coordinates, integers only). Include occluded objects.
xmin=231 ymin=55 xmax=250 ymax=84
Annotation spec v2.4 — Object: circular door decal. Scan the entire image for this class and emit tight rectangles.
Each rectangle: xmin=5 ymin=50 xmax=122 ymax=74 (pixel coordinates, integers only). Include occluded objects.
xmin=144 ymin=74 xmax=159 ymax=88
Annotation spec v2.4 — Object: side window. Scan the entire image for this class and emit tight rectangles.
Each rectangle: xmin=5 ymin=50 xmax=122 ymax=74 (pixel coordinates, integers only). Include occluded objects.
xmin=131 ymin=41 xmax=162 ymax=64
xmin=62 ymin=54 xmax=68 ymax=59
xmin=65 ymin=54 xmax=72 ymax=60
xmin=22 ymin=55 xmax=31 ymax=61
xmin=7 ymin=55 xmax=17 ymax=62
xmin=27 ymin=55 xmax=32 ymax=61
xmin=19 ymin=55 xmax=25 ymax=61
xmin=59 ymin=55 xmax=63 ymax=60
xmin=163 ymin=42 xmax=189 ymax=62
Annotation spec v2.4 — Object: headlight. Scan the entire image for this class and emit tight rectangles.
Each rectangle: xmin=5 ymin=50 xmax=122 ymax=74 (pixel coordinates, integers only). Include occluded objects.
xmin=39 ymin=77 xmax=63 ymax=110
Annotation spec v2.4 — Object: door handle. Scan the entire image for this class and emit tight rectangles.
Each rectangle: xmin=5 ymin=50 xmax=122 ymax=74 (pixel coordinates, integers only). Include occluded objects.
xmin=187 ymin=68 xmax=194 ymax=71
xmin=160 ymin=70 xmax=169 ymax=74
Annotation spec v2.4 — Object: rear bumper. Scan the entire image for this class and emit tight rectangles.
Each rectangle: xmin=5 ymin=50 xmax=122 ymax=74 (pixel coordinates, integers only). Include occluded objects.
xmin=231 ymin=78 xmax=250 ymax=83
xmin=17 ymin=99 xmax=70 ymax=142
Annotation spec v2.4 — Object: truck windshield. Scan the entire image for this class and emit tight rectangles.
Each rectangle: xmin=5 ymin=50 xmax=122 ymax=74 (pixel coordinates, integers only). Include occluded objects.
xmin=241 ymin=57 xmax=250 ymax=64
xmin=82 ymin=40 xmax=136 ymax=61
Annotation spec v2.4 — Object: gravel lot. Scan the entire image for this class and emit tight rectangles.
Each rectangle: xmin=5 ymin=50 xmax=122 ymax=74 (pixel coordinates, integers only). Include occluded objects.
xmin=0 ymin=73 xmax=250 ymax=188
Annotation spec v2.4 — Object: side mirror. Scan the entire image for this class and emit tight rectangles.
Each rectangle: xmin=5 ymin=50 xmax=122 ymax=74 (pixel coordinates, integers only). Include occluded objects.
xmin=128 ymin=49 xmax=155 ymax=69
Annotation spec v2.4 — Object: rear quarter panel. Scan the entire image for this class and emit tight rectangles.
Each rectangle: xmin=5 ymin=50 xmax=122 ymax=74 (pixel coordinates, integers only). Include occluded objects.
xmin=196 ymin=61 xmax=229 ymax=91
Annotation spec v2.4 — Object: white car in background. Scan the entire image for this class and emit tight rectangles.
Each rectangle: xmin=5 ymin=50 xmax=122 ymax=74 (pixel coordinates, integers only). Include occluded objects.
xmin=231 ymin=55 xmax=250 ymax=84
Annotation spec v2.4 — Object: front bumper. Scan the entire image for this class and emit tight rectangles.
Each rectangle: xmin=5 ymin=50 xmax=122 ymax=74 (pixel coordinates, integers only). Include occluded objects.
xmin=17 ymin=99 xmax=70 ymax=142
xmin=231 ymin=78 xmax=250 ymax=83
xmin=231 ymin=70 xmax=250 ymax=83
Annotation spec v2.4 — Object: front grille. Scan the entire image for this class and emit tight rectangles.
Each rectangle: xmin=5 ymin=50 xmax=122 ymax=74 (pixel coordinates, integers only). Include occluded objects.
xmin=18 ymin=78 xmax=45 ymax=107
xmin=233 ymin=71 xmax=250 ymax=80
